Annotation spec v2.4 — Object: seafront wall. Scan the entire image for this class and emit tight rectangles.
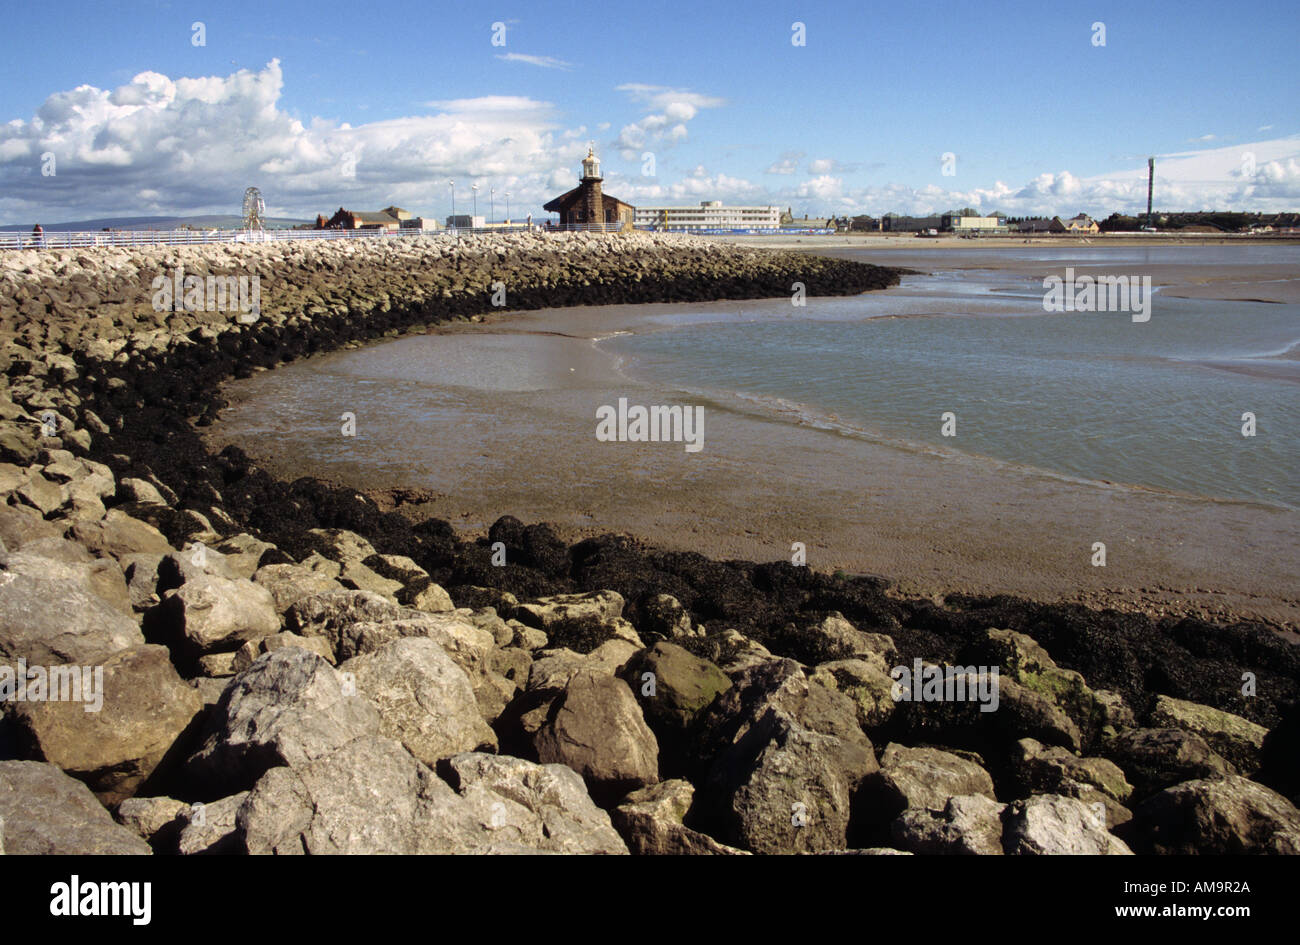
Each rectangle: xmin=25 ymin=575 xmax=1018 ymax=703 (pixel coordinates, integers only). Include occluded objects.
xmin=0 ymin=231 xmax=1297 ymax=855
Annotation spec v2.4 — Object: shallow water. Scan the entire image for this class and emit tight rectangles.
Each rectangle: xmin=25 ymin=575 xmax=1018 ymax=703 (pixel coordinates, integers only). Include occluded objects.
xmin=607 ymin=269 xmax=1300 ymax=509
xmin=214 ymin=246 xmax=1300 ymax=510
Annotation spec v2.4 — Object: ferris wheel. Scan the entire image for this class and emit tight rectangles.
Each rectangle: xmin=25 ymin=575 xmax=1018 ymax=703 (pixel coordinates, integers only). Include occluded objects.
xmin=242 ymin=187 xmax=265 ymax=230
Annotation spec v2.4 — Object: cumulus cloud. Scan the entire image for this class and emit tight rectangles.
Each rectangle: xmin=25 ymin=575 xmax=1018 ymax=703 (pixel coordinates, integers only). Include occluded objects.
xmin=801 ymin=138 xmax=1300 ymax=217
xmin=0 ymin=60 xmax=581 ymax=221
xmin=611 ymin=83 xmax=723 ymax=160
xmin=618 ymin=164 xmax=760 ymax=203
xmin=766 ymin=151 xmax=802 ymax=175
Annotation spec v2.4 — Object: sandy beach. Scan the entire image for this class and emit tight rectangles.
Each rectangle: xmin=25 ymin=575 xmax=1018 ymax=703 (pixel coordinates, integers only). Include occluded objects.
xmin=208 ymin=244 xmax=1300 ymax=630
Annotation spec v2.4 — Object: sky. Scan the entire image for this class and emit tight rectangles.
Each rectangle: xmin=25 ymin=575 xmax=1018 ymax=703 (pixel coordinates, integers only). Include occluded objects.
xmin=0 ymin=0 xmax=1297 ymax=224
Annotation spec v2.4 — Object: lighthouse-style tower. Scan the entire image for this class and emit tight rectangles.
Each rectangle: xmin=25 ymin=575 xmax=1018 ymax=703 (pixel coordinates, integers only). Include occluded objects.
xmin=542 ymin=142 xmax=635 ymax=230
xmin=580 ymin=145 xmax=603 ymax=226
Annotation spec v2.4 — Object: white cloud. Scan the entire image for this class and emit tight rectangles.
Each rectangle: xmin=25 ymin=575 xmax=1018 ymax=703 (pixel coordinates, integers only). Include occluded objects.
xmin=807 ymin=158 xmax=836 ymax=174
xmin=0 ymin=61 xmax=584 ymax=221
xmin=757 ymin=138 xmax=1300 ymax=217
xmin=611 ymin=83 xmax=723 ymax=160
xmin=495 ymin=53 xmax=572 ymax=70
xmin=766 ymin=152 xmax=802 ymax=175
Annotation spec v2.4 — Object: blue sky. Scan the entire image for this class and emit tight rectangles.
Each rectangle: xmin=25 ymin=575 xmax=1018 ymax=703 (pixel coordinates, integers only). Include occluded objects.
xmin=1 ymin=0 xmax=1296 ymax=223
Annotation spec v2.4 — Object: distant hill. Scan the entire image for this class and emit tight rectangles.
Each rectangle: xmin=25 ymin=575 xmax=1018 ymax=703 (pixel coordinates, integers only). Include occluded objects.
xmin=0 ymin=215 xmax=312 ymax=232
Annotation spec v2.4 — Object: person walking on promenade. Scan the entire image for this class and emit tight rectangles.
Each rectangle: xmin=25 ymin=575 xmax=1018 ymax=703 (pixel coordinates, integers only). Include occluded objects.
xmin=31 ymin=223 xmax=45 ymax=249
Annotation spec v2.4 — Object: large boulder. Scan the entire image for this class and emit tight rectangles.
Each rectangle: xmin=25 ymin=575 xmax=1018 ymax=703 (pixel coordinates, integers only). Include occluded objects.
xmin=303 ymin=528 xmax=377 ymax=565
xmin=697 ymin=659 xmax=878 ymax=854
xmin=534 ymin=669 xmax=660 ymax=804
xmin=239 ymin=736 xmax=623 ymax=854
xmin=808 ymin=659 xmax=897 ymax=729
xmin=184 ymin=648 xmax=381 ymax=797
xmin=514 ymin=590 xmax=643 ymax=652
xmin=146 ymin=572 xmax=281 ymax=659
xmin=859 ymin=743 xmax=996 ymax=825
xmin=0 ymin=761 xmax=151 ymax=854
xmin=1103 ymin=727 xmax=1235 ymax=800
xmin=11 ymin=644 xmax=202 ymax=805
xmin=443 ymin=752 xmax=629 ymax=854
xmin=178 ymin=792 xmax=248 ymax=855
xmin=800 ymin=613 xmax=897 ymax=669
xmin=340 ymin=637 xmax=497 ymax=767
xmin=0 ymin=552 xmax=144 ymax=664
xmin=981 ymin=628 xmax=1112 ymax=742
xmin=238 ymin=735 xmax=466 ymax=855
xmin=1009 ymin=737 xmax=1133 ymax=803
xmin=283 ymin=589 xmax=406 ymax=643
xmin=0 ymin=502 xmax=64 ymax=550
xmin=620 ymin=641 xmax=731 ymax=733
xmin=1148 ymin=695 xmax=1267 ymax=775
xmin=891 ymin=794 xmax=1007 ymax=855
xmin=115 ymin=796 xmax=188 ymax=850
xmin=253 ymin=562 xmax=346 ymax=614
xmin=1003 ymin=795 xmax=1133 ymax=855
xmin=611 ymin=780 xmax=748 ymax=855
xmin=1130 ymin=775 xmax=1300 ymax=855
xmin=71 ymin=509 xmax=172 ymax=559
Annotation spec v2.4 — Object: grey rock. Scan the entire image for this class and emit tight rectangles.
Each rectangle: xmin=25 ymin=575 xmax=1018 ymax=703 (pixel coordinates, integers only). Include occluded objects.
xmin=611 ymin=780 xmax=748 ymax=855
xmin=534 ymin=669 xmax=660 ymax=802
xmin=11 ymin=644 xmax=202 ymax=805
xmin=253 ymin=563 xmax=346 ymax=613
xmin=445 ymin=752 xmax=630 ymax=854
xmin=185 ymin=648 xmax=381 ymax=796
xmin=1148 ymin=695 xmax=1267 ymax=775
xmin=861 ymin=743 xmax=996 ymax=822
xmin=0 ymin=761 xmax=151 ymax=854
xmin=892 ymin=794 xmax=1007 ymax=855
xmin=0 ymin=552 xmax=145 ymax=664
xmin=179 ymin=792 xmax=248 ymax=854
xmin=698 ymin=659 xmax=878 ymax=854
xmin=149 ymin=572 xmax=280 ymax=657
xmin=1003 ymin=794 xmax=1133 ymax=855
xmin=1132 ymin=775 xmax=1300 ymax=855
xmin=341 ymin=637 xmax=497 ymax=767
xmin=1104 ymin=727 xmax=1236 ymax=800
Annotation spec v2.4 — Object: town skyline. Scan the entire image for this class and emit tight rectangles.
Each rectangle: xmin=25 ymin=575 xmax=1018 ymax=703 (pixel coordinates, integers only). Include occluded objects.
xmin=1 ymin=0 xmax=1297 ymax=225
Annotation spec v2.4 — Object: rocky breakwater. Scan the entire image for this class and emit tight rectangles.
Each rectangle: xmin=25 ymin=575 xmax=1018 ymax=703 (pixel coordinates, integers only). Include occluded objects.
xmin=1 ymin=232 xmax=1298 ymax=855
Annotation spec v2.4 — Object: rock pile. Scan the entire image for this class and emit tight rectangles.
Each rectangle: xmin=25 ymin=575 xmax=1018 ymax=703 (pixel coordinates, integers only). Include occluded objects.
xmin=1 ymin=233 xmax=1297 ymax=854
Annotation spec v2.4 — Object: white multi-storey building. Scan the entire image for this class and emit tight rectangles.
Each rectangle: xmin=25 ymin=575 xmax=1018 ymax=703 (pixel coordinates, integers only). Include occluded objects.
xmin=634 ymin=201 xmax=781 ymax=231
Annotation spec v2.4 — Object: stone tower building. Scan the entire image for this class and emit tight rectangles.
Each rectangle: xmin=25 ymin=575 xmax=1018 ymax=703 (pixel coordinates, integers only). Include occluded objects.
xmin=543 ymin=145 xmax=636 ymax=229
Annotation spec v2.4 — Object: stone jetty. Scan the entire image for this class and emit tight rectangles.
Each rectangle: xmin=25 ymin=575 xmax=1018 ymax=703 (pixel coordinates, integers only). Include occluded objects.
xmin=0 ymin=232 xmax=1297 ymax=855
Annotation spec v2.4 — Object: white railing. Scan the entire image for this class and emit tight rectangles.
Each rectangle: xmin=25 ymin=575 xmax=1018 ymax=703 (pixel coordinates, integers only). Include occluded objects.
xmin=0 ymin=224 xmax=540 ymax=251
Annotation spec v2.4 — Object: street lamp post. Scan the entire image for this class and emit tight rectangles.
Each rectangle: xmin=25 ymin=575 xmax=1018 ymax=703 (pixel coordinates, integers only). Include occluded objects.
xmin=490 ymin=187 xmax=495 ymax=224
xmin=448 ymin=179 xmax=455 ymax=234
xmin=471 ymin=184 xmax=478 ymax=228
xmin=505 ymin=192 xmax=510 ymax=226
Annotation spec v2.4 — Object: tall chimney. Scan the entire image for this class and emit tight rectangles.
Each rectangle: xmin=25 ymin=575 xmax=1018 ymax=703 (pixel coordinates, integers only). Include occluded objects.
xmin=1147 ymin=157 xmax=1155 ymax=226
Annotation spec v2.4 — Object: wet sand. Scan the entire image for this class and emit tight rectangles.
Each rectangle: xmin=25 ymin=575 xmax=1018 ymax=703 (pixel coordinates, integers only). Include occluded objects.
xmin=208 ymin=259 xmax=1300 ymax=630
